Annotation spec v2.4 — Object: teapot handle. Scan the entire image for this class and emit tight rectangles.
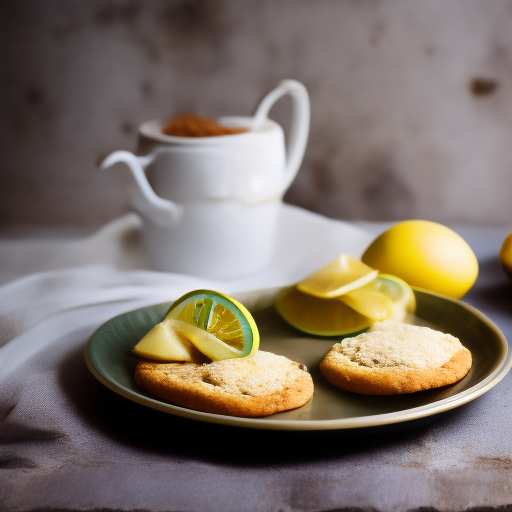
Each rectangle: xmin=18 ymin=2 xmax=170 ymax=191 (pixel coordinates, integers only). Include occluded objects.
xmin=99 ymin=150 xmax=183 ymax=226
xmin=253 ymin=79 xmax=310 ymax=193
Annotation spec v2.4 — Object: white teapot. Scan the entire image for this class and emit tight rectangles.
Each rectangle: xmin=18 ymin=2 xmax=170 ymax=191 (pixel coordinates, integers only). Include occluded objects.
xmin=100 ymin=79 xmax=310 ymax=278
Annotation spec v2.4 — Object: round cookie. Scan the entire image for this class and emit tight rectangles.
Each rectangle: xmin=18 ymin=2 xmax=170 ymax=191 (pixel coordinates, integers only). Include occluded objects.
xmin=320 ymin=322 xmax=472 ymax=395
xmin=135 ymin=350 xmax=314 ymax=417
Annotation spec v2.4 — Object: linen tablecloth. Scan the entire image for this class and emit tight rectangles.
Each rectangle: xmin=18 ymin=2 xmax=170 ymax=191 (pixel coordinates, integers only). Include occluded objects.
xmin=1 ymin=204 xmax=511 ymax=512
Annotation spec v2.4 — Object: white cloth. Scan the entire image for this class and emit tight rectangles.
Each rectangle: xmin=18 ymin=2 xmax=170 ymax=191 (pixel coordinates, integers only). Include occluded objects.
xmin=0 ymin=205 xmax=371 ymax=375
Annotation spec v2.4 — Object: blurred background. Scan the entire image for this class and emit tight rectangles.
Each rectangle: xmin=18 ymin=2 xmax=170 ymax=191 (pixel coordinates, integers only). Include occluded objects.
xmin=2 ymin=0 xmax=512 ymax=232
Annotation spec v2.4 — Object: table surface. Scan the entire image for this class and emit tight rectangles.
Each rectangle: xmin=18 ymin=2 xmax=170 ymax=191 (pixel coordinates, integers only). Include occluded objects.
xmin=1 ymin=211 xmax=511 ymax=512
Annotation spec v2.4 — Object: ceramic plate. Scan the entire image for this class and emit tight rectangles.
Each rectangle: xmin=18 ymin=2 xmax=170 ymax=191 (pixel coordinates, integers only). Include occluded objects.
xmin=85 ymin=288 xmax=511 ymax=431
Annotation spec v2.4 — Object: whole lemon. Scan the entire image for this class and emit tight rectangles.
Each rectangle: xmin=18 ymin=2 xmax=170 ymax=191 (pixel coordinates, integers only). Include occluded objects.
xmin=499 ymin=232 xmax=512 ymax=280
xmin=361 ymin=220 xmax=478 ymax=299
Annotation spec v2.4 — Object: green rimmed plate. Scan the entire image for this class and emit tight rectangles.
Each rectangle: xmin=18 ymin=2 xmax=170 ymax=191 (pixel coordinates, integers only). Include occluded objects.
xmin=85 ymin=287 xmax=511 ymax=431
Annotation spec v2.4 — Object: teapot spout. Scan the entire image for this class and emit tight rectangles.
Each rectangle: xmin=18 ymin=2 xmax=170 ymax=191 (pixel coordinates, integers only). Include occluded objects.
xmin=100 ymin=150 xmax=183 ymax=226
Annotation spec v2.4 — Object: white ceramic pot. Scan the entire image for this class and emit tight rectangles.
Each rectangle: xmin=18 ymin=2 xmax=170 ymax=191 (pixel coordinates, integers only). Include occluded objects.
xmin=100 ymin=79 xmax=310 ymax=278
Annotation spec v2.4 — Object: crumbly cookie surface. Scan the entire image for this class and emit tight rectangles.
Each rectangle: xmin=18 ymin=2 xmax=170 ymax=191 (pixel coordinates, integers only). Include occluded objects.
xmin=320 ymin=322 xmax=472 ymax=395
xmin=135 ymin=350 xmax=314 ymax=417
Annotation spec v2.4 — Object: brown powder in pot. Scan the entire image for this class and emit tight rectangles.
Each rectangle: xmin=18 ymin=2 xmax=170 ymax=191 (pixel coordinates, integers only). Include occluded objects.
xmin=161 ymin=114 xmax=247 ymax=137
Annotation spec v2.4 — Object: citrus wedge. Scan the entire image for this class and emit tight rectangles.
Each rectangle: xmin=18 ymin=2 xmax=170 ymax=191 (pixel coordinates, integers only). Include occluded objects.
xmin=133 ymin=318 xmax=243 ymax=362
xmin=275 ymin=286 xmax=374 ymax=337
xmin=170 ymin=319 xmax=245 ymax=361
xmin=375 ymin=274 xmax=416 ymax=321
xmin=165 ymin=290 xmax=259 ymax=358
xmin=337 ymin=274 xmax=416 ymax=321
xmin=132 ymin=319 xmax=203 ymax=362
xmin=337 ymin=284 xmax=393 ymax=321
xmin=296 ymin=254 xmax=378 ymax=298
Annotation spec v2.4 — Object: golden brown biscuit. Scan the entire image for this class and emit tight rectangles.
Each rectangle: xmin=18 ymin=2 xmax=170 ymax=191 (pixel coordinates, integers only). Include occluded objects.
xmin=320 ymin=322 xmax=472 ymax=395
xmin=135 ymin=350 xmax=314 ymax=417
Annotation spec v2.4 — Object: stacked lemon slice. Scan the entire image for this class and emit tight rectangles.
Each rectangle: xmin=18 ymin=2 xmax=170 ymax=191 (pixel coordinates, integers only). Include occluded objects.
xmin=276 ymin=254 xmax=416 ymax=336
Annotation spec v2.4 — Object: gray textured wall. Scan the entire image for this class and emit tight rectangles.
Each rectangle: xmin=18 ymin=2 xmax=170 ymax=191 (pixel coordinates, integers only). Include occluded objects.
xmin=2 ymin=0 xmax=512 ymax=229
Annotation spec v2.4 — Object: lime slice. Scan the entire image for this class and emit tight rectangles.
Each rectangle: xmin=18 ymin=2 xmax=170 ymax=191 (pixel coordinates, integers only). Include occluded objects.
xmin=275 ymin=286 xmax=374 ymax=337
xmin=296 ymin=254 xmax=378 ymax=298
xmin=165 ymin=290 xmax=259 ymax=358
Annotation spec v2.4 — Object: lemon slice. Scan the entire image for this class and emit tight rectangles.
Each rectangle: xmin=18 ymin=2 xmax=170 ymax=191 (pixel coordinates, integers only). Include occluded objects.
xmin=337 ymin=274 xmax=416 ymax=321
xmin=275 ymin=286 xmax=374 ymax=336
xmin=376 ymin=274 xmax=416 ymax=321
xmin=132 ymin=319 xmax=203 ymax=362
xmin=338 ymin=284 xmax=393 ymax=321
xmin=170 ymin=319 xmax=244 ymax=361
xmin=165 ymin=290 xmax=259 ymax=358
xmin=296 ymin=254 xmax=378 ymax=298
xmin=133 ymin=319 xmax=242 ymax=362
